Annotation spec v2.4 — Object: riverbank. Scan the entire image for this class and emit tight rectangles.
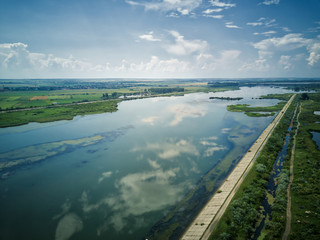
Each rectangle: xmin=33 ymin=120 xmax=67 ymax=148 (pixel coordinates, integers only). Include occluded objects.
xmin=0 ymin=100 xmax=119 ymax=128
xmin=181 ymin=95 xmax=295 ymax=240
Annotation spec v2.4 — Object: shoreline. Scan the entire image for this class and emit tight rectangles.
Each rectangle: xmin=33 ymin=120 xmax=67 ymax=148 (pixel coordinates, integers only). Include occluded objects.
xmin=180 ymin=94 xmax=296 ymax=240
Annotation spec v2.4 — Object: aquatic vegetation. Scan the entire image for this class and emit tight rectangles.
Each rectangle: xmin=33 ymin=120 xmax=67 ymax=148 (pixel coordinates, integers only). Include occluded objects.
xmin=0 ymin=126 xmax=133 ymax=173
xmin=227 ymin=102 xmax=285 ymax=117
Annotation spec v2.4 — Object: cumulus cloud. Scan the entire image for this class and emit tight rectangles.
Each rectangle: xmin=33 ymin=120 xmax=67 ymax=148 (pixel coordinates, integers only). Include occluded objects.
xmin=196 ymin=50 xmax=241 ymax=71
xmin=139 ymin=31 xmax=161 ymax=42
xmin=279 ymin=55 xmax=293 ymax=70
xmin=241 ymin=33 xmax=320 ymax=71
xmin=125 ymin=55 xmax=190 ymax=73
xmin=0 ymin=42 xmax=92 ymax=77
xmin=253 ymin=34 xmax=309 ymax=52
xmin=166 ymin=31 xmax=207 ymax=55
xmin=307 ymin=42 xmax=320 ymax=66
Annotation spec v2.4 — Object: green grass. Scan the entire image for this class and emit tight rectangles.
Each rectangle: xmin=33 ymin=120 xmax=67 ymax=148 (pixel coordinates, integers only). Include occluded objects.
xmin=227 ymin=101 xmax=286 ymax=115
xmin=209 ymin=96 xmax=296 ymax=240
xmin=289 ymin=93 xmax=320 ymax=239
xmin=0 ymin=100 xmax=119 ymax=128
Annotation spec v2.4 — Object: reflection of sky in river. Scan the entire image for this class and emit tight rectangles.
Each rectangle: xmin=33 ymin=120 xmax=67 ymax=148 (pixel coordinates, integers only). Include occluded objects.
xmin=0 ymin=87 xmax=294 ymax=240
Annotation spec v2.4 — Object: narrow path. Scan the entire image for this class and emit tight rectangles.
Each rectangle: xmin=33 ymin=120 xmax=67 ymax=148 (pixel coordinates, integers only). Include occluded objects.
xmin=181 ymin=95 xmax=296 ymax=240
xmin=282 ymin=103 xmax=301 ymax=240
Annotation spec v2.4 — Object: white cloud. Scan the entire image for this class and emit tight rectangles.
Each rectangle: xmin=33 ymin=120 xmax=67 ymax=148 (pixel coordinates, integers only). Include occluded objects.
xmin=253 ymin=34 xmax=310 ymax=52
xmin=260 ymin=0 xmax=280 ymax=6
xmin=239 ymin=58 xmax=270 ymax=72
xmin=166 ymin=31 xmax=207 ymax=55
xmin=225 ymin=22 xmax=240 ymax=29
xmin=195 ymin=50 xmax=241 ymax=71
xmin=307 ymin=42 xmax=320 ymax=66
xmin=247 ymin=18 xmax=276 ymax=27
xmin=128 ymin=56 xmax=190 ymax=73
xmin=279 ymin=55 xmax=292 ymax=70
xmin=204 ymin=14 xmax=224 ymax=19
xmin=210 ymin=0 xmax=236 ymax=8
xmin=253 ymin=31 xmax=277 ymax=36
xmin=139 ymin=31 xmax=161 ymax=42
xmin=126 ymin=0 xmax=202 ymax=15
xmin=203 ymin=8 xmax=223 ymax=14
xmin=242 ymin=33 xmax=320 ymax=72
xmin=98 ymin=171 xmax=113 ymax=183
xmin=203 ymin=1 xmax=234 ymax=18
xmin=0 ymin=42 xmax=92 ymax=77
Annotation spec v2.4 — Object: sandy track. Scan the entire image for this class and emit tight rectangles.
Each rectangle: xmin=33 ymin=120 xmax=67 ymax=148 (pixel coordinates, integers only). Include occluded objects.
xmin=282 ymin=103 xmax=301 ymax=240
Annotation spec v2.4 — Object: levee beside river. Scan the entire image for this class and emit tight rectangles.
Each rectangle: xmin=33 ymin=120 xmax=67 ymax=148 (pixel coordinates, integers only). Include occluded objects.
xmin=181 ymin=94 xmax=296 ymax=240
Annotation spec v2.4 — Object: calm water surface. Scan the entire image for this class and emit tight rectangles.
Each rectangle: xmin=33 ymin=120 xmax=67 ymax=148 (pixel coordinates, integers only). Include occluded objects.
xmin=0 ymin=87 xmax=293 ymax=240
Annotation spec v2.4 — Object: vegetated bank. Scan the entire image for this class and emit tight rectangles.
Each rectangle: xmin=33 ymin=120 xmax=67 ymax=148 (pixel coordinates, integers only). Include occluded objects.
xmin=289 ymin=92 xmax=320 ymax=239
xmin=209 ymin=93 xmax=297 ymax=240
xmin=226 ymin=99 xmax=289 ymax=118
xmin=0 ymin=100 xmax=119 ymax=128
xmin=0 ymin=80 xmax=240 ymax=128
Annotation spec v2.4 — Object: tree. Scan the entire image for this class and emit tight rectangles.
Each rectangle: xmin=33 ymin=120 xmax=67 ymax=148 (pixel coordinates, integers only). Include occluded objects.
xmin=301 ymin=93 xmax=309 ymax=100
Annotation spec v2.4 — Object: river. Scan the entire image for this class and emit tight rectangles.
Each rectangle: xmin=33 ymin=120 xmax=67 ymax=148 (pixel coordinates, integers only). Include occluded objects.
xmin=0 ymin=87 xmax=294 ymax=240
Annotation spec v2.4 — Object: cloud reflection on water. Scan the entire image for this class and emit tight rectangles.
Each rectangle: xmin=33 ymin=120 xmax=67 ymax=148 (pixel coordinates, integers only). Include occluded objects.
xmin=132 ymin=138 xmax=199 ymax=160
xmin=80 ymin=167 xmax=188 ymax=234
xmin=168 ymin=103 xmax=207 ymax=126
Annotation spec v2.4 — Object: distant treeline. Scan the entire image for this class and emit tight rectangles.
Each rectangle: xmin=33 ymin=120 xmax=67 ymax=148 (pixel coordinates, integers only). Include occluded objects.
xmin=209 ymin=97 xmax=243 ymax=100
xmin=0 ymin=82 xmax=147 ymax=91
xmin=208 ymin=82 xmax=240 ymax=87
xmin=149 ymin=87 xmax=184 ymax=94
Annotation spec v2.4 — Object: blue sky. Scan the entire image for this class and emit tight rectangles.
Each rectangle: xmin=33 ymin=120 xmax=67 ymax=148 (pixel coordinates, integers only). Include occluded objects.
xmin=0 ymin=0 xmax=320 ymax=78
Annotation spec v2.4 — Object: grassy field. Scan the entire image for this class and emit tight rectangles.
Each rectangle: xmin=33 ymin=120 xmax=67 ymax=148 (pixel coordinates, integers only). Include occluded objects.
xmin=0 ymin=100 xmax=119 ymax=128
xmin=289 ymin=92 xmax=320 ymax=239
xmin=0 ymin=88 xmax=141 ymax=110
xmin=227 ymin=101 xmax=287 ymax=117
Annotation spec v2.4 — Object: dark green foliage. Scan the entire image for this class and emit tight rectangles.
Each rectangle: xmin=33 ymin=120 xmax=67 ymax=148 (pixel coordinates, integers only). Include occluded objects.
xmin=289 ymin=93 xmax=320 ymax=240
xmin=149 ymin=87 xmax=184 ymax=94
xmin=0 ymin=100 xmax=119 ymax=128
xmin=227 ymin=101 xmax=286 ymax=117
xmin=301 ymin=93 xmax=309 ymax=100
